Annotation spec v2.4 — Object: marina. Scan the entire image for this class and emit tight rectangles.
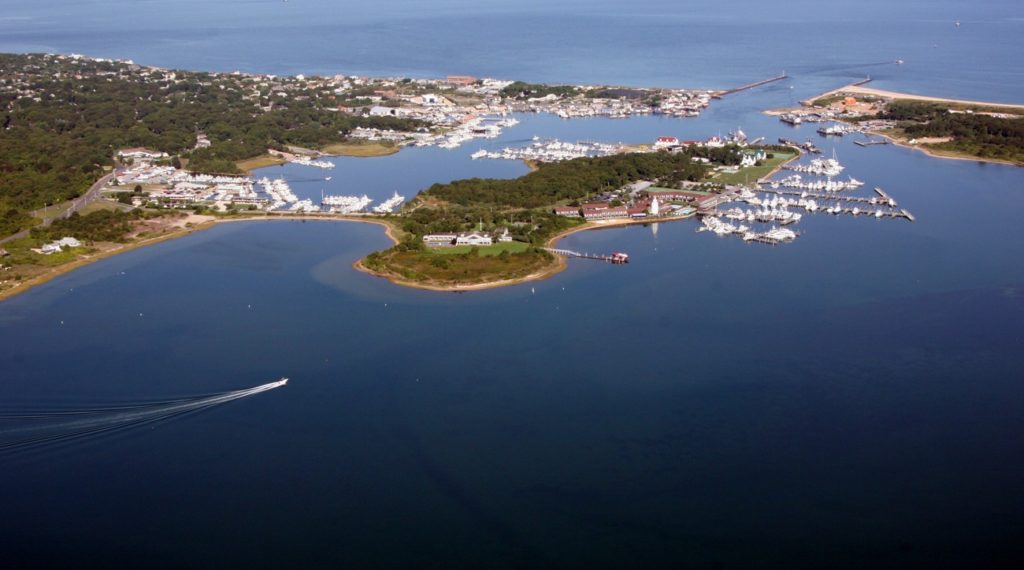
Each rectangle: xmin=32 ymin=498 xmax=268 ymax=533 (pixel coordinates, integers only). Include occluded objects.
xmin=472 ymin=138 xmax=621 ymax=162
xmin=371 ymin=192 xmax=406 ymax=214
xmin=321 ymin=194 xmax=373 ymax=214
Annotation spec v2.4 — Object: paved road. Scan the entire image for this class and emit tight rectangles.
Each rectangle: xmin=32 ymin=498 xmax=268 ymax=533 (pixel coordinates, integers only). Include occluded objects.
xmin=1 ymin=169 xmax=116 ymax=245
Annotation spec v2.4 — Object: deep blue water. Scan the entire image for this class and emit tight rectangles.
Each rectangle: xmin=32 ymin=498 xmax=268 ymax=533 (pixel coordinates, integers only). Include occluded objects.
xmin=3 ymin=1 xmax=1024 ymax=567
xmin=2 ymin=0 xmax=1023 ymax=103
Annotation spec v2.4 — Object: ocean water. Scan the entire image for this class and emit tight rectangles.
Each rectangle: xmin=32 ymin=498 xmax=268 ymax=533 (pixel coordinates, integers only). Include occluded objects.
xmin=2 ymin=0 xmax=1023 ymax=103
xmin=2 ymin=1 xmax=1024 ymax=567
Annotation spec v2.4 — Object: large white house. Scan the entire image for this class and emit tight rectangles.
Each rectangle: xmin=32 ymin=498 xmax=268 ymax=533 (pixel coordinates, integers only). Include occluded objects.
xmin=455 ymin=232 xmax=493 ymax=246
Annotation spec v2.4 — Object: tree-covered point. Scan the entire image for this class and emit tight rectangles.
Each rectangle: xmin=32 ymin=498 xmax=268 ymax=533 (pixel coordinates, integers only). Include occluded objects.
xmin=420 ymin=151 xmax=707 ymax=209
xmin=876 ymin=101 xmax=1024 ymax=163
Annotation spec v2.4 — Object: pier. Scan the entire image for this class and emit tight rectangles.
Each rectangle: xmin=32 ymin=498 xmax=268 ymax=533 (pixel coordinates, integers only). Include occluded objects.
xmin=760 ymin=188 xmax=889 ymax=205
xmin=544 ymin=248 xmax=629 ymax=264
xmin=854 ymin=138 xmax=891 ymax=147
xmin=754 ymin=187 xmax=914 ymax=221
xmin=713 ymin=74 xmax=788 ymax=98
xmin=873 ymin=187 xmax=896 ymax=205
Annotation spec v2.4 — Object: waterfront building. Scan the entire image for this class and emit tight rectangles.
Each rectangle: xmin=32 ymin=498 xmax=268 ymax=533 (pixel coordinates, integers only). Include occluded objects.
xmin=553 ymin=206 xmax=581 ymax=217
xmin=582 ymin=206 xmax=629 ymax=220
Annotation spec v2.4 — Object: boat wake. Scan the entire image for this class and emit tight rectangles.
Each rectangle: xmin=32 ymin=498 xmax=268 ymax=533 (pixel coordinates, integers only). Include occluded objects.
xmin=0 ymin=378 xmax=287 ymax=453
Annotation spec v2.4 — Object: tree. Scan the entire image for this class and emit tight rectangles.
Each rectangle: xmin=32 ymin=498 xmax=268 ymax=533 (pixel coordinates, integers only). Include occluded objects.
xmin=133 ymin=184 xmax=142 ymax=193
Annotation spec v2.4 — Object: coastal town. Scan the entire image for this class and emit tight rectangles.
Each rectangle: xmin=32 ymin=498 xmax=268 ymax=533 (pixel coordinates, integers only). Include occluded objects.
xmin=0 ymin=52 xmax=1016 ymax=296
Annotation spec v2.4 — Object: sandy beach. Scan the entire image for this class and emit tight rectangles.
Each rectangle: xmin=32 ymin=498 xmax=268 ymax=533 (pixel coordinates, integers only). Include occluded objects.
xmin=803 ymin=84 xmax=1024 ymax=111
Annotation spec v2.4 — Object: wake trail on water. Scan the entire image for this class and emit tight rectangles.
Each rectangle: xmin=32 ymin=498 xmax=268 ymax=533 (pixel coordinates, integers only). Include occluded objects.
xmin=0 ymin=378 xmax=287 ymax=452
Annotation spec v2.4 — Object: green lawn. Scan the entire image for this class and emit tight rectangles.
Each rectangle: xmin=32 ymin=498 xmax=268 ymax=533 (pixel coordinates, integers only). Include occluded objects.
xmin=432 ymin=241 xmax=530 ymax=256
xmin=712 ymin=151 xmax=798 ymax=185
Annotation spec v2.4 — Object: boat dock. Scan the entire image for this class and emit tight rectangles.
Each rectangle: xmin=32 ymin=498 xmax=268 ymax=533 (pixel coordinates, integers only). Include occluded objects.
xmin=544 ymin=248 xmax=629 ymax=264
xmin=713 ymin=74 xmax=788 ymax=99
xmin=756 ymin=188 xmax=914 ymax=221
xmin=854 ymin=138 xmax=891 ymax=147
xmin=873 ymin=187 xmax=896 ymax=204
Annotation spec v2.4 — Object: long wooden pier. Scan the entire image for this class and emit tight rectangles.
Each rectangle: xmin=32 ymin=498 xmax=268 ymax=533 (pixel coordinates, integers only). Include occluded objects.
xmin=713 ymin=74 xmax=788 ymax=99
xmin=544 ymin=248 xmax=629 ymax=264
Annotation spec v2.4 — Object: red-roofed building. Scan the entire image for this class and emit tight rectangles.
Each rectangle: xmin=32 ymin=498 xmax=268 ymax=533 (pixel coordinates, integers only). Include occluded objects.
xmin=553 ymin=206 xmax=582 ymax=217
xmin=654 ymin=136 xmax=679 ymax=149
xmin=583 ymin=206 xmax=629 ymax=220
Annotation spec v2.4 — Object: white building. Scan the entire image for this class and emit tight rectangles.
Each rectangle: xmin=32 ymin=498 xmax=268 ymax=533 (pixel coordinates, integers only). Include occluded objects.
xmin=455 ymin=232 xmax=493 ymax=246
xmin=117 ymin=147 xmax=168 ymax=161
xmin=648 ymin=196 xmax=660 ymax=216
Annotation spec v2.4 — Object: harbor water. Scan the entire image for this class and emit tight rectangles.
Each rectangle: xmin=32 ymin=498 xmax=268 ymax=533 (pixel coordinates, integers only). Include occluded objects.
xmin=2 ymin=0 xmax=1024 ymax=567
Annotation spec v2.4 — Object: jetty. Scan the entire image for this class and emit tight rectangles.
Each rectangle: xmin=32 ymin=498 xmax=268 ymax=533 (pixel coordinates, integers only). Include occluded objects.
xmin=544 ymin=248 xmax=629 ymax=264
xmin=713 ymin=74 xmax=788 ymax=99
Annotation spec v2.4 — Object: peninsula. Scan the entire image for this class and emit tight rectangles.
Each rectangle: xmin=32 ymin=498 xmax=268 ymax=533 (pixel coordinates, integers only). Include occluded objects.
xmin=767 ymin=82 xmax=1024 ymax=165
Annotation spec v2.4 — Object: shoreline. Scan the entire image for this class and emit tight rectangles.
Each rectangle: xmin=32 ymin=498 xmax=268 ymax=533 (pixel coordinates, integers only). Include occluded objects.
xmin=0 ymin=218 xmax=219 ymax=303
xmin=764 ymin=84 xmax=1022 ymax=167
xmin=350 ymin=213 xmax=699 ymax=293
xmin=865 ymin=130 xmax=1021 ymax=167
xmin=0 ymin=205 xmax=702 ymax=301
xmin=802 ymin=84 xmax=1024 ymax=110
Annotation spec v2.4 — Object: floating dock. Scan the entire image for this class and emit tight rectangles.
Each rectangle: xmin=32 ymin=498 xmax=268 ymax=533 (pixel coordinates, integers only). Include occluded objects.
xmin=755 ymin=188 xmax=914 ymax=221
xmin=854 ymin=139 xmax=891 ymax=147
xmin=873 ymin=187 xmax=897 ymax=205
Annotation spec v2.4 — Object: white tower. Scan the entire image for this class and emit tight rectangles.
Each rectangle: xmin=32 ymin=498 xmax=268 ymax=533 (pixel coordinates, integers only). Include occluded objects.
xmin=649 ymin=196 xmax=660 ymax=216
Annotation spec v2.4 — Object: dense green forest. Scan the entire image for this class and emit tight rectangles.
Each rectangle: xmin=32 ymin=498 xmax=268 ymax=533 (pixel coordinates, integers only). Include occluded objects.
xmin=421 ymin=151 xmax=707 ymax=209
xmin=0 ymin=54 xmax=421 ymax=235
xmin=500 ymin=81 xmax=581 ymax=100
xmin=31 ymin=209 xmax=156 ymax=243
xmin=876 ymin=101 xmax=1024 ymax=163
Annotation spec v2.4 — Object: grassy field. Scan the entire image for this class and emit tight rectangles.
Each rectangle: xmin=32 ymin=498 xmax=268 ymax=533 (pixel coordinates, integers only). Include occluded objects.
xmin=432 ymin=241 xmax=529 ymax=256
xmin=77 ymin=200 xmax=126 ymax=215
xmin=236 ymin=154 xmax=287 ymax=172
xmin=320 ymin=142 xmax=400 ymax=157
xmin=712 ymin=151 xmax=798 ymax=185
